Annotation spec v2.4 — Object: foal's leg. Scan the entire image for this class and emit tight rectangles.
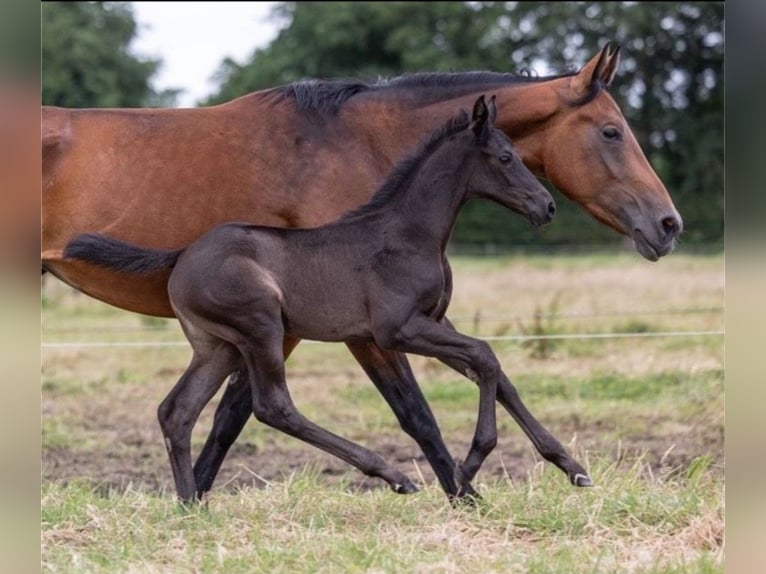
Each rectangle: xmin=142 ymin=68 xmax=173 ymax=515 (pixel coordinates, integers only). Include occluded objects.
xmin=495 ymin=373 xmax=592 ymax=486
xmin=195 ymin=339 xmax=475 ymax=500
xmin=236 ymin=323 xmax=418 ymax=494
xmin=157 ymin=341 xmax=239 ymax=502
xmin=193 ymin=336 xmax=300 ymax=497
xmin=376 ymin=314 xmax=502 ymax=494
xmin=346 ymin=341 xmax=478 ymax=500
xmin=439 ymin=318 xmax=592 ymax=487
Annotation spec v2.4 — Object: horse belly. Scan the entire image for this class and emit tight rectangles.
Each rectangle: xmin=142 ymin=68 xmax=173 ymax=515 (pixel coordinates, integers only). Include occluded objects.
xmin=282 ymin=295 xmax=370 ymax=343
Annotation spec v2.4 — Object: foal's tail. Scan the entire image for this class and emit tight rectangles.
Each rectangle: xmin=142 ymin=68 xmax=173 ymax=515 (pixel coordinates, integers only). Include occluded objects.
xmin=63 ymin=233 xmax=183 ymax=274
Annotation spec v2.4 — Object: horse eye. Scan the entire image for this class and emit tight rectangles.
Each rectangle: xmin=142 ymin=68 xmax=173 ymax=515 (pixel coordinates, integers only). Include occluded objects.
xmin=602 ymin=126 xmax=622 ymax=141
xmin=499 ymin=154 xmax=513 ymax=164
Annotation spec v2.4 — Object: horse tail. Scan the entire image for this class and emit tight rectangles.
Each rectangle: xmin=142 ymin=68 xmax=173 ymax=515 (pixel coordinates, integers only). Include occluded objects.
xmin=63 ymin=233 xmax=183 ymax=274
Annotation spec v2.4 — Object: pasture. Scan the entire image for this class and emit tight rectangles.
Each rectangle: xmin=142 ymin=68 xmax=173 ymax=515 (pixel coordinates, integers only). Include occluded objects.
xmin=41 ymin=251 xmax=724 ymax=573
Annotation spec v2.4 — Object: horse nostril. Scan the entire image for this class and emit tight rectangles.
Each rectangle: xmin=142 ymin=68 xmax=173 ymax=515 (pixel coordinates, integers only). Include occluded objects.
xmin=661 ymin=215 xmax=679 ymax=236
xmin=547 ymin=201 xmax=556 ymax=217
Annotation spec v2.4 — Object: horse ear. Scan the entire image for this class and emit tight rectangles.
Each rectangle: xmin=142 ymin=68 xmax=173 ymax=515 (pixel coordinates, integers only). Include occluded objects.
xmin=471 ymin=94 xmax=488 ymax=123
xmin=570 ymin=41 xmax=621 ymax=97
xmin=470 ymin=95 xmax=490 ymax=140
xmin=487 ymin=94 xmax=497 ymax=124
xmin=600 ymin=42 xmax=621 ymax=86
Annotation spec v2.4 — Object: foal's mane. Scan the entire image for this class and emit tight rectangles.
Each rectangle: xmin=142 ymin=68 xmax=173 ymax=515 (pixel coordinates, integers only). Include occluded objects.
xmin=277 ymin=69 xmax=588 ymax=115
xmin=339 ymin=111 xmax=471 ymax=221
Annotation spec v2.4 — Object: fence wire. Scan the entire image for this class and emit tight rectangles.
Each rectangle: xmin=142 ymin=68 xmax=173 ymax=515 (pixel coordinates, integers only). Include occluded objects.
xmin=41 ymin=329 xmax=724 ymax=349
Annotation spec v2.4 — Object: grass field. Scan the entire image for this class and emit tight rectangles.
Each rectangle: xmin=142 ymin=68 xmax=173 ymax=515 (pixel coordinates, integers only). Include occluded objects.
xmin=41 ymin=251 xmax=724 ymax=573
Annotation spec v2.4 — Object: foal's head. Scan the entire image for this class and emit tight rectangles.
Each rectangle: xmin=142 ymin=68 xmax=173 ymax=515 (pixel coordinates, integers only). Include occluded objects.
xmin=465 ymin=95 xmax=556 ymax=227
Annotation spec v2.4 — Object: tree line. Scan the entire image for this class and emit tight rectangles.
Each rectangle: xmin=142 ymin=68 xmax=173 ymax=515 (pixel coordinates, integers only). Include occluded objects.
xmin=42 ymin=2 xmax=724 ymax=248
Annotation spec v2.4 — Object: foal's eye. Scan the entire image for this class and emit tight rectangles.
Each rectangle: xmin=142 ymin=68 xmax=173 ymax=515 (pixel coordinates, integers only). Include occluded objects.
xmin=499 ymin=154 xmax=513 ymax=164
xmin=602 ymin=126 xmax=622 ymax=141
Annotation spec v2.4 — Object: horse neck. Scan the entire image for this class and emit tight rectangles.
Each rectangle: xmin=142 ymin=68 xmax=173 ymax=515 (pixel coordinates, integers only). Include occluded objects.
xmin=382 ymin=79 xmax=564 ymax=177
xmin=383 ymin=138 xmax=473 ymax=248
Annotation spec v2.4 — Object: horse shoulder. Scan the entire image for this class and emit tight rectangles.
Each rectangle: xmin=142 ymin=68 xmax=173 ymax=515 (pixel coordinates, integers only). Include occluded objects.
xmin=42 ymin=107 xmax=73 ymax=178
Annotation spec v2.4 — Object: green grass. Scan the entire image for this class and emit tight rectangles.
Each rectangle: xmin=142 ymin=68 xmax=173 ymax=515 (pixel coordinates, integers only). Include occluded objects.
xmin=41 ymin=252 xmax=724 ymax=572
xmin=41 ymin=455 xmax=723 ymax=574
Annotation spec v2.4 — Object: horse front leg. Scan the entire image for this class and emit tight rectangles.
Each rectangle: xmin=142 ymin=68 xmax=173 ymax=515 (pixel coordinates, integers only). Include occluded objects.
xmin=439 ymin=317 xmax=592 ymax=487
xmin=346 ymin=341 xmax=479 ymax=501
xmin=375 ymin=314 xmax=502 ymax=495
xmin=495 ymin=374 xmax=592 ymax=486
xmin=193 ymin=336 xmax=302 ymax=497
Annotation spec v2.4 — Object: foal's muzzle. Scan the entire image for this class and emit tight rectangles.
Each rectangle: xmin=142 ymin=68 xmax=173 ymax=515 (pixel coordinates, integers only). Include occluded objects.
xmin=528 ymin=198 xmax=556 ymax=227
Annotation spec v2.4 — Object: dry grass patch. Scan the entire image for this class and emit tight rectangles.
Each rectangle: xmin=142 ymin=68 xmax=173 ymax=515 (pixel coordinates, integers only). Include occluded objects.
xmin=42 ymin=252 xmax=724 ymax=572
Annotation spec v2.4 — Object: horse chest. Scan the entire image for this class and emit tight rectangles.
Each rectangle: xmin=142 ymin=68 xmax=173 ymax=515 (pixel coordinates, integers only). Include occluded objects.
xmin=372 ymin=253 xmax=446 ymax=313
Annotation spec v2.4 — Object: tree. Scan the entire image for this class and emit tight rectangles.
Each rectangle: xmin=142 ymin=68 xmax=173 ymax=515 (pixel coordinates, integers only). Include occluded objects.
xmin=41 ymin=2 xmax=176 ymax=108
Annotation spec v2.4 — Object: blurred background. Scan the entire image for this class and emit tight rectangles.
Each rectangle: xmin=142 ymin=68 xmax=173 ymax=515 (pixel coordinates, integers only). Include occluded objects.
xmin=41 ymin=1 xmax=724 ymax=253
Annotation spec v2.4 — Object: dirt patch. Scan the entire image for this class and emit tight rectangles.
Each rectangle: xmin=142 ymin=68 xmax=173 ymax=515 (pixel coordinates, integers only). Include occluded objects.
xmin=42 ymin=255 xmax=724 ymax=499
xmin=42 ymin=413 xmax=723 ymax=497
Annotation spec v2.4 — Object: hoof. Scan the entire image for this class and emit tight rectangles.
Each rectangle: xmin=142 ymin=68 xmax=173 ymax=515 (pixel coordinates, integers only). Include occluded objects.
xmin=452 ymin=492 xmax=483 ymax=508
xmin=449 ymin=483 xmax=483 ymax=508
xmin=176 ymin=498 xmax=200 ymax=513
xmin=572 ymin=473 xmax=594 ymax=487
xmin=393 ymin=481 xmax=419 ymax=495
xmin=457 ymin=482 xmax=481 ymax=499
xmin=452 ymin=463 xmax=482 ymax=505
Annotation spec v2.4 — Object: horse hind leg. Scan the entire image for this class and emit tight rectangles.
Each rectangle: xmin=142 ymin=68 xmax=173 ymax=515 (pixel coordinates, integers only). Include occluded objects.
xmin=237 ymin=324 xmax=418 ymax=495
xmin=193 ymin=336 xmax=302 ymax=498
xmin=157 ymin=339 xmax=239 ymax=503
xmin=192 ymin=365 xmax=250 ymax=497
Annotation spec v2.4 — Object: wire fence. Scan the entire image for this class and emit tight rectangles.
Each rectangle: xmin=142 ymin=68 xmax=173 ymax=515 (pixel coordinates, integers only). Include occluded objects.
xmin=42 ymin=304 xmax=723 ymax=349
xmin=41 ymin=329 xmax=724 ymax=349
xmin=42 ymin=305 xmax=723 ymax=332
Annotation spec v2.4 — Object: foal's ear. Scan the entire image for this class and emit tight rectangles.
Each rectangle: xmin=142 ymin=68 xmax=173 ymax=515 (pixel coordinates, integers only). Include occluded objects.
xmin=487 ymin=94 xmax=497 ymax=124
xmin=470 ymin=95 xmax=491 ymax=141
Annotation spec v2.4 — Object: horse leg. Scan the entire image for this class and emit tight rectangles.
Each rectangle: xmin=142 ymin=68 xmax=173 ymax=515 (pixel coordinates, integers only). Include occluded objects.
xmin=376 ymin=314 xmax=502 ymax=495
xmin=157 ymin=341 xmax=239 ymax=503
xmin=196 ymin=338 xmax=475 ymax=499
xmin=439 ymin=317 xmax=592 ymax=487
xmin=346 ymin=341 xmax=479 ymax=501
xmin=236 ymin=323 xmax=418 ymax=494
xmin=192 ymin=366 xmax=248 ymax=497
xmin=193 ymin=336 xmax=301 ymax=497
xmin=494 ymin=374 xmax=592 ymax=486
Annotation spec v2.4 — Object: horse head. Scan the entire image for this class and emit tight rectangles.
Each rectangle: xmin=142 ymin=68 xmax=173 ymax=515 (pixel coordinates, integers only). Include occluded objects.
xmin=501 ymin=43 xmax=683 ymax=261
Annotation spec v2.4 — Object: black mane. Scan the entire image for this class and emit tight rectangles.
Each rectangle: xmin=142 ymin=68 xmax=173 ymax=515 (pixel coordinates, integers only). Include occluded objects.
xmin=276 ymin=69 xmax=583 ymax=114
xmin=339 ymin=111 xmax=471 ymax=221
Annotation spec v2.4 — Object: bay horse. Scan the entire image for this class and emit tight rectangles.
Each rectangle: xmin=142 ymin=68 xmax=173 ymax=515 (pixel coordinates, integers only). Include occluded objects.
xmin=43 ymin=43 xmax=681 ymax=499
xmin=65 ymin=96 xmax=581 ymax=502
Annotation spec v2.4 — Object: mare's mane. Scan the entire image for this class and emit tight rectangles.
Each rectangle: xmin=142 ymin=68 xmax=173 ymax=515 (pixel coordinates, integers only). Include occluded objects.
xmin=276 ymin=69 xmax=595 ymax=115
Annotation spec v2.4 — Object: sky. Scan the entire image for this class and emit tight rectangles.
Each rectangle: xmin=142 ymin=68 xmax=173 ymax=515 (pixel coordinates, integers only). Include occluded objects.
xmin=130 ymin=2 xmax=281 ymax=107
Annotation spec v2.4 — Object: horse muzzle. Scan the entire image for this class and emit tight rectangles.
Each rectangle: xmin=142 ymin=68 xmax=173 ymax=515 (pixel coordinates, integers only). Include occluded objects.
xmin=630 ymin=211 xmax=683 ymax=262
xmin=526 ymin=197 xmax=557 ymax=227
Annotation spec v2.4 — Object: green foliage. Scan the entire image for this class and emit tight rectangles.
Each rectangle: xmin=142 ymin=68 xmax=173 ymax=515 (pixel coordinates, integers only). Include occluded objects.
xmin=206 ymin=2 xmax=510 ymax=101
xmin=207 ymin=2 xmax=723 ymax=247
xmin=0 ymin=0 xmax=39 ymax=78
xmin=41 ymin=2 xmax=176 ymax=107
